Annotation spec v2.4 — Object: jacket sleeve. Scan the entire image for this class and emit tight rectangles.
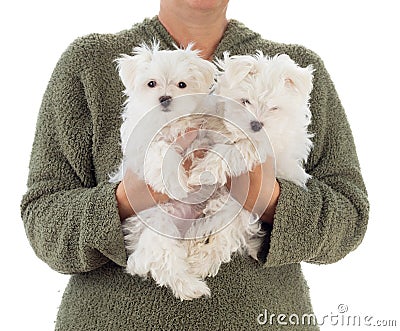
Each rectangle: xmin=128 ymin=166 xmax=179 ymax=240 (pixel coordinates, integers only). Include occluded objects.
xmin=20 ymin=39 xmax=127 ymax=274
xmin=262 ymin=55 xmax=369 ymax=267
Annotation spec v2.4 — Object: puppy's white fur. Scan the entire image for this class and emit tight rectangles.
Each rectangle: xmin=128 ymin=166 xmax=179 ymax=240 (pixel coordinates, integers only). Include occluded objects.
xmin=186 ymin=52 xmax=314 ymax=279
xmin=111 ymin=42 xmax=215 ymax=197
xmin=184 ymin=186 xmax=263 ymax=279
xmin=189 ymin=52 xmax=314 ymax=187
xmin=112 ymin=43 xmax=216 ymax=300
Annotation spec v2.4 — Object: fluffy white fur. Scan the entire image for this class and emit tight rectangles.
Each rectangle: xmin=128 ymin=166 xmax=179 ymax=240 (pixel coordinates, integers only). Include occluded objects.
xmin=189 ymin=52 xmax=314 ymax=187
xmin=184 ymin=52 xmax=314 ymax=281
xmin=112 ymin=43 xmax=217 ymax=300
xmin=110 ymin=42 xmax=215 ymax=198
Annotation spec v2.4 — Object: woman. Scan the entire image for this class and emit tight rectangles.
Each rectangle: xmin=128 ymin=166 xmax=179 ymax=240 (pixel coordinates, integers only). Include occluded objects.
xmin=21 ymin=0 xmax=369 ymax=329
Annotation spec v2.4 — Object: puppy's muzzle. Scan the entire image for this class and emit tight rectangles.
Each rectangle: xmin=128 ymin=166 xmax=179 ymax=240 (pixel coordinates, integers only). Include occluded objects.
xmin=159 ymin=95 xmax=172 ymax=110
xmin=250 ymin=120 xmax=264 ymax=132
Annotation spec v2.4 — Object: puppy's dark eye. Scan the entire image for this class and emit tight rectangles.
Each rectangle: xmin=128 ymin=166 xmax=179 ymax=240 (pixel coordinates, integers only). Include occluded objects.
xmin=241 ymin=98 xmax=251 ymax=106
xmin=147 ymin=81 xmax=157 ymax=88
xmin=270 ymin=106 xmax=279 ymax=111
xmin=178 ymin=81 xmax=187 ymax=89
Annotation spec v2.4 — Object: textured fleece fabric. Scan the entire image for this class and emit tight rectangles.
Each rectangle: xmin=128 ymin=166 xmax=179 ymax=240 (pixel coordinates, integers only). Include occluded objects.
xmin=21 ymin=16 xmax=369 ymax=330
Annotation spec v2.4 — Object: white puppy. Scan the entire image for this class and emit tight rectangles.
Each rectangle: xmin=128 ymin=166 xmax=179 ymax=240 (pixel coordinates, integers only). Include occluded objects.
xmin=186 ymin=52 xmax=314 ymax=278
xmin=189 ymin=52 xmax=314 ymax=187
xmin=111 ymin=43 xmax=217 ymax=300
xmin=111 ymin=42 xmax=215 ymax=197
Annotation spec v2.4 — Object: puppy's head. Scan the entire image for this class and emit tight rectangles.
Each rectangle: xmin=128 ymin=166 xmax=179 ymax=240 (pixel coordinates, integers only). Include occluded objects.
xmin=215 ymin=52 xmax=314 ymax=138
xmin=117 ymin=42 xmax=216 ymax=116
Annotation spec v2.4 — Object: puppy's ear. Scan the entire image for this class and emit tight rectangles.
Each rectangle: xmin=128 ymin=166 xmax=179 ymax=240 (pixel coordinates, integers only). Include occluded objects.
xmin=276 ymin=54 xmax=314 ymax=98
xmin=197 ymin=59 xmax=218 ymax=87
xmin=133 ymin=42 xmax=157 ymax=60
xmin=116 ymin=54 xmax=139 ymax=90
xmin=116 ymin=43 xmax=155 ymax=91
xmin=184 ymin=45 xmax=217 ymax=88
xmin=217 ymin=53 xmax=258 ymax=87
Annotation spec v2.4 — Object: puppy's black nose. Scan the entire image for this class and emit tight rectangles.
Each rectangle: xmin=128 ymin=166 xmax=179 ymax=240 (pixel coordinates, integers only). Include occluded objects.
xmin=159 ymin=95 xmax=172 ymax=108
xmin=250 ymin=120 xmax=264 ymax=132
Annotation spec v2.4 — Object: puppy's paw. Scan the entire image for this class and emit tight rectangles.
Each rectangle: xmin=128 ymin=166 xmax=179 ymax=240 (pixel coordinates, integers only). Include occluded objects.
xmin=187 ymin=237 xmax=226 ymax=279
xmin=146 ymin=172 xmax=189 ymax=200
xmin=188 ymin=254 xmax=222 ymax=279
xmin=163 ymin=168 xmax=190 ymax=200
xmin=188 ymin=165 xmax=218 ymax=186
xmin=189 ymin=154 xmax=229 ymax=186
xmin=126 ymin=252 xmax=148 ymax=278
xmin=171 ymin=276 xmax=211 ymax=301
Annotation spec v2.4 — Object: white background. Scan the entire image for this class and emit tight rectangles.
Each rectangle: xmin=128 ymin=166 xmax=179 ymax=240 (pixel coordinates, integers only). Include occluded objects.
xmin=1 ymin=0 xmax=399 ymax=330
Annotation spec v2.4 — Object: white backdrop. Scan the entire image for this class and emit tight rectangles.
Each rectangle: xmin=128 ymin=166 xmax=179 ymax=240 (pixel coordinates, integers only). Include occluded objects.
xmin=1 ymin=0 xmax=399 ymax=330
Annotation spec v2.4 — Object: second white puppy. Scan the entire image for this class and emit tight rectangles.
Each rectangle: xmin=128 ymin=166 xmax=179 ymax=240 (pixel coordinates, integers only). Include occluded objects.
xmin=186 ymin=52 xmax=314 ymax=278
xmin=189 ymin=52 xmax=314 ymax=187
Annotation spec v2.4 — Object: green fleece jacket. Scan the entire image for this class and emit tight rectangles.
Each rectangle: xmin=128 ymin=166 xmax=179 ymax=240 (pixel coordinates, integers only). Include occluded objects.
xmin=21 ymin=16 xmax=369 ymax=330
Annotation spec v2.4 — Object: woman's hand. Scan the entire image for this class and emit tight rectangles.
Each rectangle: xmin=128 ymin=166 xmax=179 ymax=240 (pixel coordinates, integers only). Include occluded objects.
xmin=227 ymin=158 xmax=280 ymax=225
xmin=116 ymin=170 xmax=170 ymax=220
